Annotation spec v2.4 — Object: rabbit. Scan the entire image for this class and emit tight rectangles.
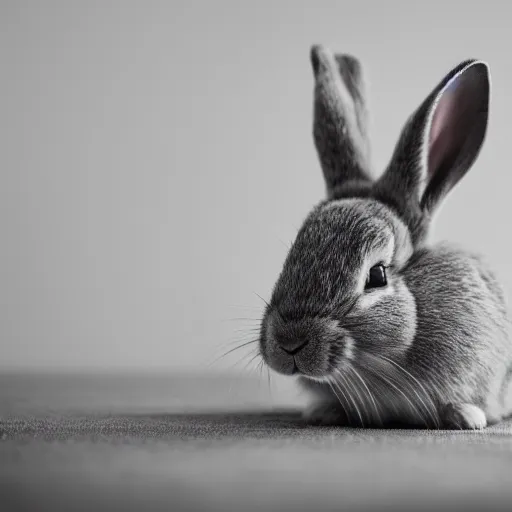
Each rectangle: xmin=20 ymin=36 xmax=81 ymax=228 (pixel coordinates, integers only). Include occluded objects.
xmin=258 ymin=44 xmax=512 ymax=430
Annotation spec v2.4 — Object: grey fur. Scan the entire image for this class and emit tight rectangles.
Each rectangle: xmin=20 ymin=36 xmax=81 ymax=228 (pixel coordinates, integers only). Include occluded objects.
xmin=259 ymin=46 xmax=511 ymax=429
xmin=311 ymin=45 xmax=372 ymax=197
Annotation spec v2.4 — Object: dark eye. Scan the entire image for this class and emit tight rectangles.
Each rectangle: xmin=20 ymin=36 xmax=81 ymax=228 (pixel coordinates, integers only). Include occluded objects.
xmin=365 ymin=264 xmax=387 ymax=289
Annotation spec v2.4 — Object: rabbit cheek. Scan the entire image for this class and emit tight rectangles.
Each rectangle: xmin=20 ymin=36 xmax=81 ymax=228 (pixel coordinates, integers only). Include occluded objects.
xmin=346 ymin=280 xmax=416 ymax=354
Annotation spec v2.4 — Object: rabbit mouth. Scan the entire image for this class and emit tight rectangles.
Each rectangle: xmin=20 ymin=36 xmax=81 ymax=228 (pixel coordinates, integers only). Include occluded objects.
xmin=262 ymin=331 xmax=355 ymax=379
xmin=259 ymin=308 xmax=359 ymax=378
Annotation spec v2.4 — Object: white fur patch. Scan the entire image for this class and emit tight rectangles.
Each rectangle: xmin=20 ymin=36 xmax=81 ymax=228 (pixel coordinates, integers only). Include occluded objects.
xmin=319 ymin=318 xmax=342 ymax=335
xmin=344 ymin=336 xmax=355 ymax=361
xmin=350 ymin=285 xmax=395 ymax=313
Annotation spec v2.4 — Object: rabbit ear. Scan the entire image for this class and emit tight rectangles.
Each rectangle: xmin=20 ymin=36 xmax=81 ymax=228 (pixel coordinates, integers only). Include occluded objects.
xmin=378 ymin=60 xmax=490 ymax=238
xmin=311 ymin=45 xmax=372 ymax=198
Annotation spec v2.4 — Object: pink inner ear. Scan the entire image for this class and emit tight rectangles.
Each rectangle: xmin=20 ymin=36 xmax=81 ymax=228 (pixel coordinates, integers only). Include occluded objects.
xmin=427 ymin=72 xmax=478 ymax=183
xmin=427 ymin=85 xmax=458 ymax=179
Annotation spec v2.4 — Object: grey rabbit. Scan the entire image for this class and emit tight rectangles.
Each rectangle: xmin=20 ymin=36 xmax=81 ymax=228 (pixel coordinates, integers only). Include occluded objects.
xmin=258 ymin=45 xmax=512 ymax=429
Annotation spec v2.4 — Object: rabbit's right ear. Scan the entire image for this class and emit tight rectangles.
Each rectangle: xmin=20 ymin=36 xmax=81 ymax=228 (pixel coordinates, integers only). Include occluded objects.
xmin=377 ymin=59 xmax=490 ymax=244
xmin=311 ymin=45 xmax=373 ymax=199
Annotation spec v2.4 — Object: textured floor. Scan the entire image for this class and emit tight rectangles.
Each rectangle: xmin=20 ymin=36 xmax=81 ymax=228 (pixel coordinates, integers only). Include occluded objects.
xmin=1 ymin=372 xmax=512 ymax=512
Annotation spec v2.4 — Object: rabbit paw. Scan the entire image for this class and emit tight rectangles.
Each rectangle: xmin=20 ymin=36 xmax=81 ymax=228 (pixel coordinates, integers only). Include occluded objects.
xmin=302 ymin=402 xmax=350 ymax=426
xmin=441 ymin=403 xmax=487 ymax=430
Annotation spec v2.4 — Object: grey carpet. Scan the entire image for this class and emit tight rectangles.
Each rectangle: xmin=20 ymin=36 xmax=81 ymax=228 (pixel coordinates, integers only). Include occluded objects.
xmin=1 ymin=372 xmax=512 ymax=512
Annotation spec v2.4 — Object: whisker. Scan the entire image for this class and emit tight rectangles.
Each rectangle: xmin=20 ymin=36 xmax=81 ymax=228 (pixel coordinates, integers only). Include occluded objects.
xmin=254 ymin=293 xmax=271 ymax=309
xmin=349 ymin=365 xmax=382 ymax=426
xmin=224 ymin=348 xmax=261 ymax=398
xmin=207 ymin=339 xmax=259 ymax=369
xmin=362 ymin=365 xmax=402 ymax=419
xmin=340 ymin=369 xmax=368 ymax=424
xmin=278 ymin=238 xmax=292 ymax=250
xmin=231 ymin=325 xmax=261 ymax=331
xmin=242 ymin=352 xmax=263 ymax=374
xmin=218 ymin=338 xmax=259 ymax=357
xmin=326 ymin=378 xmax=349 ymax=417
xmin=341 ymin=369 xmax=368 ymax=426
xmin=333 ymin=370 xmax=364 ymax=427
xmin=251 ymin=357 xmax=265 ymax=387
xmin=215 ymin=337 xmax=259 ymax=354
xmin=362 ymin=358 xmax=428 ymax=427
xmin=257 ymin=359 xmax=265 ymax=390
xmin=378 ymin=354 xmax=440 ymax=428
xmin=408 ymin=357 xmax=457 ymax=406
xmin=221 ymin=331 xmax=260 ymax=343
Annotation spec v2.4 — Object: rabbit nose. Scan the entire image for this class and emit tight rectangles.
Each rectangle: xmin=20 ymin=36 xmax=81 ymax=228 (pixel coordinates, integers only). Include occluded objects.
xmin=276 ymin=335 xmax=309 ymax=355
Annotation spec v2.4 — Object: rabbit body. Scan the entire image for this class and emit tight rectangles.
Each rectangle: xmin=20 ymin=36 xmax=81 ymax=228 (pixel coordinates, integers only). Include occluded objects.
xmin=300 ymin=240 xmax=512 ymax=429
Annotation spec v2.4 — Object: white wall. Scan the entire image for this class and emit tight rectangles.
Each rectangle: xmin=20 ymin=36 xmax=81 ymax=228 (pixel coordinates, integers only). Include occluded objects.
xmin=1 ymin=0 xmax=510 ymax=371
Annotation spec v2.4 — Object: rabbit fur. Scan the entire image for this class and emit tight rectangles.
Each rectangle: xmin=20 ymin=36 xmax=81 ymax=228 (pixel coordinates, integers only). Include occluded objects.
xmin=259 ymin=45 xmax=512 ymax=430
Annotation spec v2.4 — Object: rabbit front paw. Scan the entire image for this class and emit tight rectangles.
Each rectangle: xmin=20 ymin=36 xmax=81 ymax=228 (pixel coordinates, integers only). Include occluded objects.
xmin=441 ymin=403 xmax=487 ymax=430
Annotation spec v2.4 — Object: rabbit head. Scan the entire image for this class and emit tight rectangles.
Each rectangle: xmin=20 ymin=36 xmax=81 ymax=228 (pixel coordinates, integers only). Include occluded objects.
xmin=259 ymin=45 xmax=490 ymax=380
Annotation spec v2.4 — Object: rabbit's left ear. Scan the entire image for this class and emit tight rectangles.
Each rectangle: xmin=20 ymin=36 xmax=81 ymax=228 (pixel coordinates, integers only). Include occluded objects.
xmin=311 ymin=45 xmax=373 ymax=198
xmin=378 ymin=60 xmax=490 ymax=219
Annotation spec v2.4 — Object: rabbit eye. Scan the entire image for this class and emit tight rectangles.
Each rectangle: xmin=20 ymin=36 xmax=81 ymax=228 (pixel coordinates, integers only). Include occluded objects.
xmin=365 ymin=264 xmax=387 ymax=289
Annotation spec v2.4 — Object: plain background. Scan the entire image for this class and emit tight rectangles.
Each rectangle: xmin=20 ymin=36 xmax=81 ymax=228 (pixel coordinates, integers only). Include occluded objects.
xmin=1 ymin=0 xmax=511 ymax=374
